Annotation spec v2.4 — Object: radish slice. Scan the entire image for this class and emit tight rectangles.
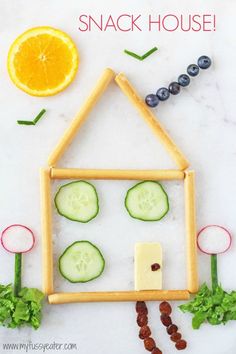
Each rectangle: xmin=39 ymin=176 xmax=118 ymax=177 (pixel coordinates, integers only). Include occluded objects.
xmin=1 ymin=224 xmax=35 ymax=254
xmin=197 ymin=225 xmax=232 ymax=255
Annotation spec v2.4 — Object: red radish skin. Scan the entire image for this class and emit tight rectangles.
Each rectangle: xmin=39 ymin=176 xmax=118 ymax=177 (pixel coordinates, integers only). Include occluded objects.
xmin=197 ymin=225 xmax=232 ymax=255
xmin=1 ymin=224 xmax=35 ymax=254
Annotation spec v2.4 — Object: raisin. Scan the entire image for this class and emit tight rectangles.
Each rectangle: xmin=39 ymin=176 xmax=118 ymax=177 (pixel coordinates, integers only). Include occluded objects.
xmin=159 ymin=301 xmax=172 ymax=315
xmin=151 ymin=263 xmax=161 ymax=271
xmin=139 ymin=307 xmax=148 ymax=315
xmin=136 ymin=301 xmax=148 ymax=315
xmin=136 ymin=301 xmax=147 ymax=311
xmin=144 ymin=337 xmax=156 ymax=352
xmin=139 ymin=325 xmax=151 ymax=339
xmin=167 ymin=324 xmax=178 ymax=335
xmin=151 ymin=348 xmax=162 ymax=354
xmin=170 ymin=332 xmax=182 ymax=342
xmin=137 ymin=314 xmax=148 ymax=327
xmin=160 ymin=314 xmax=172 ymax=327
xmin=175 ymin=339 xmax=187 ymax=350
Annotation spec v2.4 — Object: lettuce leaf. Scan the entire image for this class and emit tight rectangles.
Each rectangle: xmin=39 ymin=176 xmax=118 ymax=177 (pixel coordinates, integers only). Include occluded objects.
xmin=179 ymin=283 xmax=236 ymax=329
xmin=19 ymin=287 xmax=44 ymax=304
xmin=0 ymin=284 xmax=44 ymax=329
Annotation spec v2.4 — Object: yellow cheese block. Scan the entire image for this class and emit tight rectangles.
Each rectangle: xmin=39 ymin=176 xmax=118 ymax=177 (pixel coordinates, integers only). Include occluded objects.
xmin=135 ymin=243 xmax=162 ymax=291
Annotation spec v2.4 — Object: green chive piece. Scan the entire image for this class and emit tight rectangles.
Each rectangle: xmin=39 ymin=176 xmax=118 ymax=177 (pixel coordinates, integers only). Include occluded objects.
xmin=211 ymin=254 xmax=218 ymax=293
xmin=14 ymin=253 xmax=22 ymax=297
xmin=124 ymin=47 xmax=158 ymax=61
xmin=33 ymin=108 xmax=46 ymax=124
xmin=124 ymin=49 xmax=142 ymax=61
xmin=17 ymin=108 xmax=46 ymax=126
xmin=141 ymin=47 xmax=158 ymax=60
xmin=17 ymin=120 xmax=35 ymax=125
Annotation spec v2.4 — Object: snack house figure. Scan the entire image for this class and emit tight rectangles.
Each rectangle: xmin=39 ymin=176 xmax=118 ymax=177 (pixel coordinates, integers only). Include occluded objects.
xmin=40 ymin=68 xmax=198 ymax=304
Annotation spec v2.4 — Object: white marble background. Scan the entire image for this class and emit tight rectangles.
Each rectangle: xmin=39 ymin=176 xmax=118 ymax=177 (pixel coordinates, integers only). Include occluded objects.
xmin=0 ymin=0 xmax=236 ymax=353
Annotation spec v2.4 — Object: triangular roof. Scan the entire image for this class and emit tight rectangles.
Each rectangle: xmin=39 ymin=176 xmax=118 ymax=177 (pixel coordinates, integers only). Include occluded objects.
xmin=47 ymin=68 xmax=189 ymax=171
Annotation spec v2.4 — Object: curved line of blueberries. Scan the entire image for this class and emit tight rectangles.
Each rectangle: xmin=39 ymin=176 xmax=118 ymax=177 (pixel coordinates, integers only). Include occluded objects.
xmin=145 ymin=55 xmax=212 ymax=108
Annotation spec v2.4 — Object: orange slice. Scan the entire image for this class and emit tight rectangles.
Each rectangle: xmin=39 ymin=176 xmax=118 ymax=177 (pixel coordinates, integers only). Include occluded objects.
xmin=7 ymin=27 xmax=79 ymax=96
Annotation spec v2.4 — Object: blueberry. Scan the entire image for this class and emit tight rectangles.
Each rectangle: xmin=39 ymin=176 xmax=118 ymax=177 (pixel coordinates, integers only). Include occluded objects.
xmin=168 ymin=82 xmax=181 ymax=95
xmin=145 ymin=94 xmax=159 ymax=107
xmin=198 ymin=55 xmax=212 ymax=69
xmin=178 ymin=74 xmax=190 ymax=87
xmin=156 ymin=87 xmax=170 ymax=101
xmin=187 ymin=64 xmax=199 ymax=77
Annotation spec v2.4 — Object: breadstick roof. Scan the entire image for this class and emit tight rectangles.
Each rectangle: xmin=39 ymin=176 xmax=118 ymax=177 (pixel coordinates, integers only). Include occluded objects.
xmin=48 ymin=68 xmax=189 ymax=171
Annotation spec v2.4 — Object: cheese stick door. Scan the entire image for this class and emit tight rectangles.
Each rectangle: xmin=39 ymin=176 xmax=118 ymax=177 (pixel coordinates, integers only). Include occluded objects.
xmin=135 ymin=243 xmax=163 ymax=291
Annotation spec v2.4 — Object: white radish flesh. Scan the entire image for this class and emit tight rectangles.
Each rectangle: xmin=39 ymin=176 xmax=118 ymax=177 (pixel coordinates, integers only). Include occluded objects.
xmin=1 ymin=224 xmax=35 ymax=254
xmin=197 ymin=225 xmax=232 ymax=255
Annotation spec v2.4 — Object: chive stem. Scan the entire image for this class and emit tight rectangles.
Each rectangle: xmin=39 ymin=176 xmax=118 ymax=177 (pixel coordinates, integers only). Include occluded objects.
xmin=17 ymin=108 xmax=46 ymax=126
xmin=124 ymin=49 xmax=142 ymax=60
xmin=141 ymin=47 xmax=158 ymax=60
xmin=17 ymin=120 xmax=35 ymax=125
xmin=124 ymin=47 xmax=158 ymax=61
xmin=33 ymin=108 xmax=46 ymax=124
xmin=14 ymin=253 xmax=22 ymax=296
xmin=211 ymin=254 xmax=218 ymax=292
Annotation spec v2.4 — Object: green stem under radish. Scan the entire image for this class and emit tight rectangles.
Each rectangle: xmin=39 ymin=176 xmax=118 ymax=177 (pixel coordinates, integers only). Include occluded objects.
xmin=14 ymin=253 xmax=22 ymax=296
xmin=211 ymin=254 xmax=218 ymax=293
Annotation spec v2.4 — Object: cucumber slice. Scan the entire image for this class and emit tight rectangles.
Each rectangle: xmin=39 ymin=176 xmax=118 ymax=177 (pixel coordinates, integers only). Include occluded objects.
xmin=59 ymin=241 xmax=105 ymax=283
xmin=55 ymin=181 xmax=99 ymax=223
xmin=125 ymin=181 xmax=169 ymax=221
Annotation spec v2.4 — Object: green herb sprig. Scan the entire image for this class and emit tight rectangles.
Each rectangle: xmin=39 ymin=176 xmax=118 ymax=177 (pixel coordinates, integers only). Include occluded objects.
xmin=17 ymin=109 xmax=46 ymax=126
xmin=124 ymin=47 xmax=158 ymax=61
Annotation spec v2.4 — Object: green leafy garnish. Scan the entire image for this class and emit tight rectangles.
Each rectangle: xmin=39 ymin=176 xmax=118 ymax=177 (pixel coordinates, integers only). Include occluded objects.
xmin=17 ymin=108 xmax=46 ymax=126
xmin=0 ymin=283 xmax=44 ymax=329
xmin=124 ymin=47 xmax=158 ymax=61
xmin=179 ymin=283 xmax=236 ymax=329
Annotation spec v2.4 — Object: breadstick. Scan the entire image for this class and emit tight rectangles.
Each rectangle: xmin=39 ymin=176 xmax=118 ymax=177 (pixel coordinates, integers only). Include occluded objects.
xmin=48 ymin=68 xmax=115 ymax=167
xmin=184 ymin=170 xmax=199 ymax=293
xmin=48 ymin=290 xmax=190 ymax=304
xmin=40 ymin=168 xmax=54 ymax=295
xmin=50 ymin=168 xmax=184 ymax=180
xmin=115 ymin=73 xmax=189 ymax=171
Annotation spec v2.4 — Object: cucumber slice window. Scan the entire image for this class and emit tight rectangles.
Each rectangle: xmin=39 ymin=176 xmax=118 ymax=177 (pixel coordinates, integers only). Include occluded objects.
xmin=59 ymin=241 xmax=105 ymax=283
xmin=125 ymin=181 xmax=169 ymax=221
xmin=55 ymin=181 xmax=99 ymax=223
